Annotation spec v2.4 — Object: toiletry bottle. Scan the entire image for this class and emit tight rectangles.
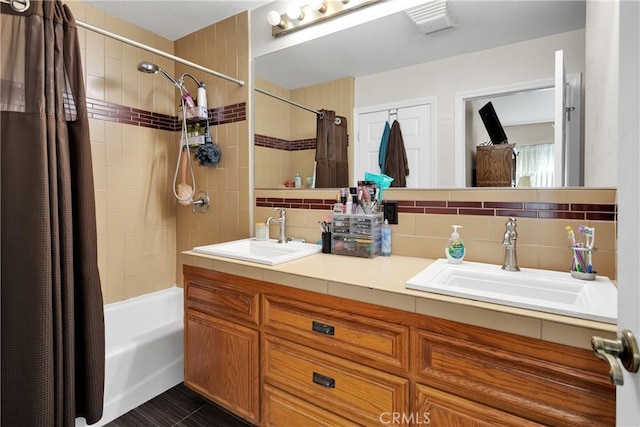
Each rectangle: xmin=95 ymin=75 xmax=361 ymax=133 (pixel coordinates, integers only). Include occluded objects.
xmin=381 ymin=219 xmax=392 ymax=256
xmin=445 ymin=225 xmax=465 ymax=264
xmin=197 ymin=83 xmax=207 ymax=109
xmin=294 ymin=173 xmax=302 ymax=188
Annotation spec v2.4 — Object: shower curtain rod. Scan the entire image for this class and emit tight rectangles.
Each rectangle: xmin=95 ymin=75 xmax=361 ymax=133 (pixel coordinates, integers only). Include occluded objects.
xmin=75 ymin=20 xmax=245 ymax=87
xmin=255 ymin=87 xmax=322 ymax=116
xmin=254 ymin=87 xmax=342 ymax=124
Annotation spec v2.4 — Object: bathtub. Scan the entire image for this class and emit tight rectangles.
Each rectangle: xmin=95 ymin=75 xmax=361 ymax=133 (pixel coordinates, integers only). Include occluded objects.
xmin=76 ymin=286 xmax=184 ymax=427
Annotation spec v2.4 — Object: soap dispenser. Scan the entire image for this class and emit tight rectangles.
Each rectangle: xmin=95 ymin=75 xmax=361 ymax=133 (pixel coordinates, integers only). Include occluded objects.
xmin=445 ymin=225 xmax=465 ymax=264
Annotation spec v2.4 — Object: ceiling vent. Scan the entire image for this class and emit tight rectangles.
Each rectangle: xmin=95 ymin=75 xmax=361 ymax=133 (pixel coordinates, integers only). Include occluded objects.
xmin=405 ymin=0 xmax=458 ymax=35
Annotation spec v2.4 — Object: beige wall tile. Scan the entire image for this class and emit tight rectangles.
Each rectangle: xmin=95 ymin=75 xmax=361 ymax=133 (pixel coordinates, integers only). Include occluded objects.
xmin=537 ymin=188 xmax=616 ymax=204
xmin=452 ymin=189 xmax=539 ymax=202
xmin=86 ymin=74 xmax=105 ymax=101
xmin=106 ymin=256 xmax=125 ymax=304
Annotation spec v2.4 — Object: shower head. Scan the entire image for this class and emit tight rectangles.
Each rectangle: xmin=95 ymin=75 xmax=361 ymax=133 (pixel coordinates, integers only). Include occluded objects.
xmin=137 ymin=61 xmax=183 ymax=90
xmin=137 ymin=61 xmax=158 ymax=74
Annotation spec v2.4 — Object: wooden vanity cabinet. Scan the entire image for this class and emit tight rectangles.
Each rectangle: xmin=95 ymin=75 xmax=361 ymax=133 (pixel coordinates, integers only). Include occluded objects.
xmin=183 ymin=268 xmax=261 ymax=425
xmin=183 ymin=265 xmax=615 ymax=427
xmin=412 ymin=323 xmax=616 ymax=426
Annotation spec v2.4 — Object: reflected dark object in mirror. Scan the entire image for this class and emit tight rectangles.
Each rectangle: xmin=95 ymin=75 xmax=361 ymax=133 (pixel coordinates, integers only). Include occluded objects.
xmin=479 ymin=101 xmax=508 ymax=144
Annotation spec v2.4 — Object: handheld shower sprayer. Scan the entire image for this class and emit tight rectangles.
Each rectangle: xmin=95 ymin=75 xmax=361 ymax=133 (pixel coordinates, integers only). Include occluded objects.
xmin=137 ymin=61 xmax=202 ymax=205
xmin=137 ymin=61 xmax=184 ymax=91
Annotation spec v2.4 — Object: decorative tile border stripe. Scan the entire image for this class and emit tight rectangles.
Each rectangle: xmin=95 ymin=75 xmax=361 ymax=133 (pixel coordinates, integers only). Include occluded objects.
xmin=209 ymin=102 xmax=246 ymax=125
xmin=86 ymin=98 xmax=246 ymax=131
xmin=256 ymin=197 xmax=617 ymax=221
xmin=87 ymin=99 xmax=177 ymax=130
xmin=255 ymin=134 xmax=316 ymax=151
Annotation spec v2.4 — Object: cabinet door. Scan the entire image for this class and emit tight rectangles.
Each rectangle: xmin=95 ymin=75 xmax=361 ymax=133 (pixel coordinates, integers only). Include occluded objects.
xmin=185 ymin=309 xmax=260 ymax=425
xmin=414 ymin=384 xmax=543 ymax=427
xmin=263 ymin=385 xmax=360 ymax=427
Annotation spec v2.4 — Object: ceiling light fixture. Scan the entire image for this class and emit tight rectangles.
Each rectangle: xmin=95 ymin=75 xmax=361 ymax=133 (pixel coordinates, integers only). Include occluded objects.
xmin=267 ymin=0 xmax=379 ymax=37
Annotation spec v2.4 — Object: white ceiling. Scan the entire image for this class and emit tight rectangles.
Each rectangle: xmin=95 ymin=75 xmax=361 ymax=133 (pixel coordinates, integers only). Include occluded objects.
xmin=81 ymin=1 xmax=586 ymax=90
xmin=81 ymin=0 xmax=272 ymax=41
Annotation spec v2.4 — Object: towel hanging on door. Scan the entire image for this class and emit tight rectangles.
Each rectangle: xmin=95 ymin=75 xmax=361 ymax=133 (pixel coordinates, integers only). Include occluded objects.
xmin=384 ymin=120 xmax=410 ymax=187
xmin=378 ymin=121 xmax=391 ymax=172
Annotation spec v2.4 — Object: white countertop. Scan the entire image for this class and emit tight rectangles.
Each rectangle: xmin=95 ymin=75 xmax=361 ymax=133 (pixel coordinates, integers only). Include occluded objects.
xmin=182 ymin=251 xmax=617 ymax=349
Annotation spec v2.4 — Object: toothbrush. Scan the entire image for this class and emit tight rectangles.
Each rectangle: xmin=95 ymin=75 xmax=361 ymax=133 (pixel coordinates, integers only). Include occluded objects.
xmin=583 ymin=226 xmax=595 ymax=273
xmin=565 ymin=226 xmax=576 ymax=245
xmin=565 ymin=226 xmax=581 ymax=271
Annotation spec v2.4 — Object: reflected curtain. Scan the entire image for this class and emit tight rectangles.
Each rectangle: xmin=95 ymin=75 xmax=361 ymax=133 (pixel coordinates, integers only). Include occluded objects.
xmin=516 ymin=143 xmax=554 ymax=187
xmin=314 ymin=109 xmax=348 ymax=188
xmin=1 ymin=1 xmax=105 ymax=426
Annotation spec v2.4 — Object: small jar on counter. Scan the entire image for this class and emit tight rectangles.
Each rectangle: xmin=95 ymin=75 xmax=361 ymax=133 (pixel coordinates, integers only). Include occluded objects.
xmin=255 ymin=222 xmax=269 ymax=241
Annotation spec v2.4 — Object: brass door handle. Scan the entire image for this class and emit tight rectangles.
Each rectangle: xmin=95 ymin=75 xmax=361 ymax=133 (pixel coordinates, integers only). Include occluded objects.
xmin=591 ymin=329 xmax=640 ymax=386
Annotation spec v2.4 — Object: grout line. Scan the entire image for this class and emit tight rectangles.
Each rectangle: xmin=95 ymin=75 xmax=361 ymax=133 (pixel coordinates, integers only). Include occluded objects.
xmin=132 ymin=407 xmax=161 ymax=427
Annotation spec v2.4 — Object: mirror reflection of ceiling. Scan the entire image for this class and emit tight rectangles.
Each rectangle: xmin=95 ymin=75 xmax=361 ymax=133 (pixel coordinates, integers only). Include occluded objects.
xmin=254 ymin=0 xmax=586 ymax=90
xmin=81 ymin=0 xmax=586 ymax=92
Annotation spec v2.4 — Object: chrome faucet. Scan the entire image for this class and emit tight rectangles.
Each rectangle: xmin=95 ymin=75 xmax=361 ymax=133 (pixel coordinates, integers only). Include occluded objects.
xmin=266 ymin=207 xmax=287 ymax=244
xmin=502 ymin=217 xmax=520 ymax=271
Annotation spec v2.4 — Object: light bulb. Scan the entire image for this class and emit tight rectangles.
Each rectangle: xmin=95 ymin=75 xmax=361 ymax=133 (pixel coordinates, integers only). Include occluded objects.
xmin=267 ymin=10 xmax=283 ymax=27
xmin=310 ymin=0 xmax=327 ymax=13
xmin=286 ymin=4 xmax=304 ymax=21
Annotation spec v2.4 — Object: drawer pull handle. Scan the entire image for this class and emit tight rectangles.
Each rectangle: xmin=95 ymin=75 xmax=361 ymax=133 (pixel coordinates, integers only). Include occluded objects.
xmin=312 ymin=372 xmax=335 ymax=388
xmin=312 ymin=321 xmax=335 ymax=336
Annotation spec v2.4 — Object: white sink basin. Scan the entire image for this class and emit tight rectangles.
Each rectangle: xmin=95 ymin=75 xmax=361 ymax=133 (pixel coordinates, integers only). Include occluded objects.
xmin=193 ymin=238 xmax=321 ymax=266
xmin=406 ymin=259 xmax=617 ymax=323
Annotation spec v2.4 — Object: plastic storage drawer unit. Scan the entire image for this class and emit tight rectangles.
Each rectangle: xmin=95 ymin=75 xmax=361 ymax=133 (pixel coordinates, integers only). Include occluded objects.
xmin=331 ymin=213 xmax=383 ymax=258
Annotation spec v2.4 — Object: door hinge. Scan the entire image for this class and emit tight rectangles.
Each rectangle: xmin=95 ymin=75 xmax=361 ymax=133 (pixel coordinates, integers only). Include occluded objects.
xmin=566 ymin=106 xmax=575 ymax=121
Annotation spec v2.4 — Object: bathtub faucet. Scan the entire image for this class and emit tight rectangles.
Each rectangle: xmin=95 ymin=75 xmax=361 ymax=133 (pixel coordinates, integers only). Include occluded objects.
xmin=266 ymin=207 xmax=287 ymax=244
xmin=502 ymin=217 xmax=520 ymax=271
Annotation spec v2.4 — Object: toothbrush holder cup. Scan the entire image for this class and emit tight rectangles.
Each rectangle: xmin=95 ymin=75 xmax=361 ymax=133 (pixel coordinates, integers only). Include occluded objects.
xmin=570 ymin=246 xmax=597 ymax=280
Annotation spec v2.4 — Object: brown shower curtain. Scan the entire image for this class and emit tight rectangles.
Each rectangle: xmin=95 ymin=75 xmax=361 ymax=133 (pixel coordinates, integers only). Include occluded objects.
xmin=1 ymin=1 xmax=105 ymax=426
xmin=315 ymin=109 xmax=348 ymax=188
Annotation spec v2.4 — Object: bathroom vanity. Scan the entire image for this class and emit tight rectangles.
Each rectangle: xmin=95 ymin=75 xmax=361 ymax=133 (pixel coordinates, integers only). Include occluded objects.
xmin=182 ymin=252 xmax=616 ymax=426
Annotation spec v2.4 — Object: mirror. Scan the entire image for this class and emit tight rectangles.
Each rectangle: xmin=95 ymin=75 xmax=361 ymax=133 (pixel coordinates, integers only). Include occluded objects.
xmin=252 ymin=0 xmax=592 ymax=189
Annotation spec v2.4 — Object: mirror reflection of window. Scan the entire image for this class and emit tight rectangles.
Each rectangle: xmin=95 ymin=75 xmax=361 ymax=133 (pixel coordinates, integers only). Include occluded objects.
xmin=516 ymin=143 xmax=554 ymax=187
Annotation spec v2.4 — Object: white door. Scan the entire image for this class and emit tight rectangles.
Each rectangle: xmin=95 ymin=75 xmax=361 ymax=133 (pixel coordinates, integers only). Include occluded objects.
xmin=615 ymin=1 xmax=640 ymax=424
xmin=356 ymin=100 xmax=435 ymax=187
xmin=356 ymin=110 xmax=388 ymax=178
xmin=396 ymin=104 xmax=433 ymax=188
xmin=553 ymin=49 xmax=566 ymax=187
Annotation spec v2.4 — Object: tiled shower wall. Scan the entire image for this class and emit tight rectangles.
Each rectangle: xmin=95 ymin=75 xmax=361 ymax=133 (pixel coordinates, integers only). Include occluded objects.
xmin=173 ymin=12 xmax=251 ymax=286
xmin=254 ymin=187 xmax=617 ymax=280
xmin=68 ymin=2 xmax=252 ymax=299
xmin=68 ymin=1 xmax=178 ymax=304
xmin=254 ymin=77 xmax=354 ymax=188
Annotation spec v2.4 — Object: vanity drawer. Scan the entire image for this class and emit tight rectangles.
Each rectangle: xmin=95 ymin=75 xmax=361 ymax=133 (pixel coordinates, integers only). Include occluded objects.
xmin=263 ymin=384 xmax=360 ymax=427
xmin=263 ymin=335 xmax=409 ymax=426
xmin=413 ymin=329 xmax=615 ymax=426
xmin=262 ymin=294 xmax=408 ymax=369
xmin=184 ymin=269 xmax=260 ymax=326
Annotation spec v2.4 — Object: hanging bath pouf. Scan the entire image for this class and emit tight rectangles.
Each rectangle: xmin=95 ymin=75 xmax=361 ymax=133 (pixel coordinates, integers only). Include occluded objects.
xmin=195 ymin=135 xmax=222 ymax=167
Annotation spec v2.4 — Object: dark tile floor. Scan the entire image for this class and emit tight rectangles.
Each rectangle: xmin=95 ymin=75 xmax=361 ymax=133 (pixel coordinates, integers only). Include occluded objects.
xmin=105 ymin=383 xmax=253 ymax=427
